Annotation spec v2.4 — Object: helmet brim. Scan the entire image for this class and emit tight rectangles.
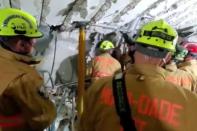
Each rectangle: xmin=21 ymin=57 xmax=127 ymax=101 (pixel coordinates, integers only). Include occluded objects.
xmin=0 ymin=31 xmax=43 ymax=38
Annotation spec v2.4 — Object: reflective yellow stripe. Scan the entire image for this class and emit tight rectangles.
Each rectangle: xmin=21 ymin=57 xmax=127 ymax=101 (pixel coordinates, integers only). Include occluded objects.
xmin=92 ymin=71 xmax=112 ymax=77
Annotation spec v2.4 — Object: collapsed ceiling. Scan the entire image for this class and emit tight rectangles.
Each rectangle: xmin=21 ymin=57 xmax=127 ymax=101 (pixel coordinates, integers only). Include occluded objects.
xmin=0 ymin=0 xmax=197 ymax=39
xmin=1 ymin=1 xmax=196 ymax=130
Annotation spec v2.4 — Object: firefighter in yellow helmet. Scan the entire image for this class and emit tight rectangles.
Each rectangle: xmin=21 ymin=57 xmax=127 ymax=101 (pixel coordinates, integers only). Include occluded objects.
xmin=0 ymin=8 xmax=56 ymax=130
xmin=91 ymin=40 xmax=121 ymax=81
xmin=164 ymin=43 xmax=197 ymax=92
xmin=79 ymin=19 xmax=197 ymax=131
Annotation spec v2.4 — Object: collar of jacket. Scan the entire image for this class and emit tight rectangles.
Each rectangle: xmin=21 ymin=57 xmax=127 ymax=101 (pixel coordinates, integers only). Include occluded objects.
xmin=0 ymin=47 xmax=40 ymax=65
xmin=178 ymin=59 xmax=197 ymax=68
xmin=99 ymin=52 xmax=111 ymax=57
xmin=127 ymin=64 xmax=166 ymax=80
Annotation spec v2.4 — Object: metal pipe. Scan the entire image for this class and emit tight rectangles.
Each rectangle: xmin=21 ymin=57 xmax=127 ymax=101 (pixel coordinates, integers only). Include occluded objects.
xmin=77 ymin=26 xmax=86 ymax=116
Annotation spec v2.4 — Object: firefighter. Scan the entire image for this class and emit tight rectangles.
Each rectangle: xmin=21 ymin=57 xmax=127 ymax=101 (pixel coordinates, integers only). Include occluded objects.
xmin=164 ymin=43 xmax=196 ymax=91
xmin=178 ymin=42 xmax=197 ymax=78
xmin=165 ymin=43 xmax=188 ymax=71
xmin=0 ymin=8 xmax=56 ymax=130
xmin=91 ymin=40 xmax=121 ymax=81
xmin=79 ymin=19 xmax=197 ymax=131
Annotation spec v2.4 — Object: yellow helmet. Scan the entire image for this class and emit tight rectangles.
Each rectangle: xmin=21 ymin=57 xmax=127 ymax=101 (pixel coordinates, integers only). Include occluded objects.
xmin=99 ymin=40 xmax=114 ymax=51
xmin=135 ymin=19 xmax=178 ymax=52
xmin=0 ymin=8 xmax=43 ymax=38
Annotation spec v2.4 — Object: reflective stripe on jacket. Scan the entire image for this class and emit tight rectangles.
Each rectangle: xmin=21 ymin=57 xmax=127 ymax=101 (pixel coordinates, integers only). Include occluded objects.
xmin=0 ymin=47 xmax=56 ymax=131
xmin=0 ymin=114 xmax=23 ymax=127
xmin=79 ymin=64 xmax=197 ymax=131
